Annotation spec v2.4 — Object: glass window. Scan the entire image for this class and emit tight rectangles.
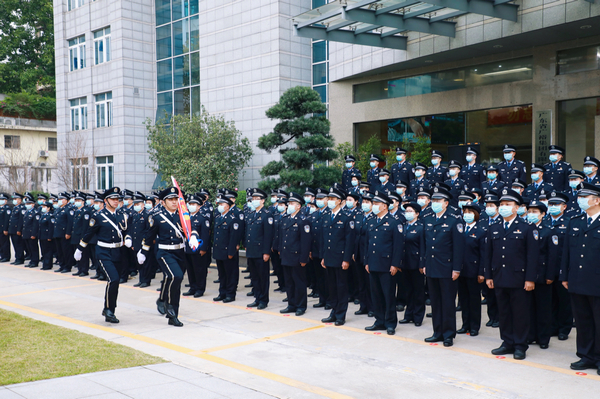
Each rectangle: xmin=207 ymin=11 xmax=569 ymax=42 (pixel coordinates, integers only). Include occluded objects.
xmin=156 ymin=25 xmax=172 ymax=60
xmin=313 ymin=63 xmax=327 ymax=85
xmin=190 ymin=52 xmax=200 ymax=85
xmin=69 ymin=97 xmax=87 ymax=131
xmin=189 ymin=0 xmax=198 ymax=15
xmin=173 ymin=19 xmax=190 ymax=56
xmin=354 ymin=57 xmax=534 ymax=103
xmin=96 ymin=156 xmax=114 ymax=190
xmin=68 ymin=36 xmax=86 ymax=71
xmin=190 ymin=15 xmax=199 ymax=52
xmin=94 ymin=27 xmax=111 ymax=65
xmin=71 ymin=158 xmax=89 ymax=190
xmin=314 ymin=85 xmax=327 ymax=103
xmin=558 ymin=97 xmax=599 ymax=170
xmin=68 ymin=0 xmax=85 ymax=11
xmin=313 ymin=41 xmax=327 ymax=63
xmin=156 ymin=92 xmax=173 ymax=121
xmin=157 ymin=59 xmax=172 ymax=92
xmin=191 ymin=86 xmax=201 ymax=116
xmin=4 ymin=135 xmax=20 ymax=149
xmin=155 ymin=0 xmax=171 ymax=26
xmin=48 ymin=137 xmax=57 ymax=151
xmin=95 ymin=92 xmax=113 ymax=128
xmin=557 ymin=45 xmax=600 ymax=75
xmin=174 ymin=88 xmax=190 ymax=116
xmin=312 ymin=0 xmax=327 ymax=8
xmin=173 ymin=55 xmax=189 ymax=89
xmin=172 ymin=0 xmax=188 ymax=21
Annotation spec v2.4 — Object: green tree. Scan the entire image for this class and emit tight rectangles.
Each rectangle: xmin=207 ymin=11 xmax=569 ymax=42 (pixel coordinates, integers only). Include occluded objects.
xmin=0 ymin=92 xmax=56 ymax=119
xmin=411 ymin=136 xmax=433 ymax=165
xmin=146 ymin=109 xmax=253 ymax=196
xmin=257 ymin=86 xmax=338 ymax=192
xmin=331 ymin=141 xmax=356 ymax=171
xmin=356 ymin=135 xmax=383 ymax=176
xmin=0 ymin=0 xmax=55 ymax=95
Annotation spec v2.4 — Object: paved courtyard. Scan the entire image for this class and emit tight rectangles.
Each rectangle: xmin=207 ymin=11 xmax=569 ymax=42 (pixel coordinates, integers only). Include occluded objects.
xmin=0 ymin=262 xmax=598 ymax=398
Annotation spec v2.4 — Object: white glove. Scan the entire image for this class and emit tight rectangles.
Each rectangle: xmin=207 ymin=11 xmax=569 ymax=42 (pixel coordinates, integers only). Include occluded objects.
xmin=137 ymin=250 xmax=146 ymax=265
xmin=189 ymin=236 xmax=199 ymax=251
xmin=124 ymin=238 xmax=132 ymax=248
xmin=74 ymin=249 xmax=82 ymax=261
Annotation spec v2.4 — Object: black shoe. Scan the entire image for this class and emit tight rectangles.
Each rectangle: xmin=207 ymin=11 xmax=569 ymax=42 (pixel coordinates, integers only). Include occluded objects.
xmin=469 ymin=330 xmax=479 ymax=336
xmin=157 ymin=287 xmax=162 ymax=291
xmin=257 ymin=303 xmax=267 ymax=310
xmin=274 ymin=287 xmax=284 ymax=292
xmin=425 ymin=298 xmax=431 ymax=306
xmin=296 ymin=309 xmax=306 ymax=316
xmin=213 ymin=295 xmax=224 ymax=301
xmin=139 ymin=283 xmax=150 ymax=288
xmin=223 ymin=297 xmax=235 ymax=303
xmin=119 ymin=278 xmax=127 ymax=283
xmin=14 ymin=261 xmax=25 ymax=265
xmin=414 ymin=322 xmax=422 ymax=327
xmin=455 ymin=305 xmax=462 ymax=312
xmin=324 ymin=305 xmax=332 ymax=310
xmin=457 ymin=327 xmax=468 ymax=334
xmin=98 ymin=275 xmax=107 ymax=281
xmin=313 ymin=302 xmax=325 ymax=308
xmin=54 ymin=268 xmax=64 ymax=272
xmin=368 ymin=311 xmax=374 ymax=317
xmin=481 ymin=298 xmax=488 ymax=305
xmin=133 ymin=282 xmax=142 ymax=287
xmin=424 ymin=335 xmax=443 ymax=343
xmin=486 ymin=320 xmax=493 ymax=327
xmin=396 ymin=304 xmax=405 ymax=312
xmin=185 ymin=284 xmax=190 ymax=287
xmin=60 ymin=269 xmax=71 ymax=273
xmin=426 ymin=312 xmax=432 ymax=318
xmin=398 ymin=319 xmax=413 ymax=324
xmin=242 ymin=268 xmax=250 ymax=273
xmin=355 ymin=309 xmax=368 ymax=315
xmin=247 ymin=301 xmax=258 ymax=308
xmin=168 ymin=317 xmax=184 ymax=327
xmin=130 ymin=271 xmax=137 ymax=277
xmin=280 ymin=307 xmax=295 ymax=314
xmin=270 ymin=272 xmax=276 ymax=276
xmin=182 ymin=290 xmax=195 ymax=296
xmin=321 ymin=316 xmax=336 ymax=323
xmin=443 ymin=338 xmax=453 ymax=347
xmin=354 ymin=299 xmax=360 ymax=305
xmin=491 ymin=346 xmax=514 ymax=356
xmin=244 ymin=275 xmax=251 ymax=279
xmin=282 ymin=298 xmax=288 ymax=302
xmin=213 ymin=279 xmax=220 ymax=283
xmin=387 ymin=328 xmax=395 ymax=335
xmin=0 ymin=258 xmax=10 ymax=262
xmin=365 ymin=324 xmax=386 ymax=331
xmin=166 ymin=305 xmax=177 ymax=319
xmin=513 ymin=350 xmax=526 ymax=360
xmin=492 ymin=321 xmax=500 ymax=328
xmin=193 ymin=291 xmax=203 ymax=297
xmin=273 ymin=280 xmax=279 ymax=284
xmin=539 ymin=343 xmax=549 ymax=349
xmin=570 ymin=359 xmax=598 ymax=370
xmin=156 ymin=299 xmax=166 ymax=315
xmin=308 ymin=291 xmax=317 ymax=298
xmin=72 ymin=271 xmax=82 ymax=276
xmin=79 ymin=272 xmax=89 ymax=277
xmin=247 ymin=291 xmax=255 ymax=296
xmin=244 ymin=284 xmax=253 ymax=288
xmin=334 ymin=320 xmax=344 ymax=326
xmin=102 ymin=309 xmax=119 ymax=323
xmin=558 ymin=333 xmax=568 ymax=341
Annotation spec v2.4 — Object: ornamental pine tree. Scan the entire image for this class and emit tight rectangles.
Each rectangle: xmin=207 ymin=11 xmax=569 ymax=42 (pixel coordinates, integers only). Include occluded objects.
xmin=257 ymin=86 xmax=340 ymax=192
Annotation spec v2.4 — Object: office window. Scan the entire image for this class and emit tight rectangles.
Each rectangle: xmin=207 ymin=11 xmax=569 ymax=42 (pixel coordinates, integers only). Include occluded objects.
xmin=157 ymin=59 xmax=172 ymax=92
xmin=96 ymin=156 xmax=114 ymax=190
xmin=69 ymin=97 xmax=88 ymax=131
xmin=48 ymin=137 xmax=57 ymax=151
xmin=4 ymin=135 xmax=20 ymax=149
xmin=94 ymin=27 xmax=111 ymax=65
xmin=557 ymin=45 xmax=600 ymax=75
xmin=95 ymin=92 xmax=113 ymax=128
xmin=68 ymin=0 xmax=85 ymax=11
xmin=68 ymin=36 xmax=86 ymax=71
xmin=156 ymin=0 xmax=171 ymax=25
xmin=71 ymin=158 xmax=89 ymax=190
xmin=156 ymin=25 xmax=172 ymax=60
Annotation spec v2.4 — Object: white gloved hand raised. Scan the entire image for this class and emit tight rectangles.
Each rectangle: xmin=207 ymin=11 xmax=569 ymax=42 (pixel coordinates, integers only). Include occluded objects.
xmin=189 ymin=236 xmax=199 ymax=251
xmin=74 ymin=248 xmax=82 ymax=261
xmin=124 ymin=238 xmax=132 ymax=248
xmin=137 ymin=250 xmax=146 ymax=265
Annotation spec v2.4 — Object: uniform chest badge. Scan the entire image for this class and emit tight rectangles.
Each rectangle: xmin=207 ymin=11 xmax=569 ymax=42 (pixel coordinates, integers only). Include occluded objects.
xmin=349 ymin=221 xmax=355 ymax=229
xmin=268 ymin=217 xmax=273 ymax=225
xmin=35 ymin=215 xmax=39 ymax=220
xmin=493 ymin=231 xmax=499 ymax=234
xmin=515 ymin=230 xmax=522 ymax=234
xmin=239 ymin=214 xmax=244 ymax=220
xmin=552 ymin=235 xmax=558 ymax=246
xmin=573 ymin=228 xmax=579 ymax=231
xmin=6 ymin=210 xmax=10 ymax=214
xmin=22 ymin=210 xmax=26 ymax=215
xmin=149 ymin=216 xmax=154 ymax=227
xmin=304 ymin=225 xmax=310 ymax=233
xmin=398 ymin=224 xmax=403 ymax=233
xmin=384 ymin=223 xmax=389 ymax=226
xmin=533 ymin=230 xmax=539 ymax=240
xmin=70 ymin=210 xmax=74 ymax=215
xmin=457 ymin=223 xmax=463 ymax=233
xmin=233 ymin=223 xmax=239 ymax=230
xmin=205 ymin=220 xmax=210 ymax=227
xmin=84 ymin=214 xmax=90 ymax=220
xmin=89 ymin=218 xmax=96 ymax=227
xmin=442 ymin=224 xmax=448 ymax=228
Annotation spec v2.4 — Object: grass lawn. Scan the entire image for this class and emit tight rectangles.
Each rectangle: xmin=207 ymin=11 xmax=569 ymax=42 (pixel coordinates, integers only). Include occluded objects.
xmin=0 ymin=309 xmax=165 ymax=386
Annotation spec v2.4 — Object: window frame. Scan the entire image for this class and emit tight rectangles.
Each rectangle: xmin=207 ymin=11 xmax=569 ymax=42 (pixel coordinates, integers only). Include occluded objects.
xmin=47 ymin=137 xmax=57 ymax=151
xmin=94 ymin=27 xmax=111 ymax=65
xmin=96 ymin=156 xmax=114 ymax=190
xmin=68 ymin=35 xmax=86 ymax=71
xmin=69 ymin=97 xmax=88 ymax=131
xmin=95 ymin=92 xmax=113 ymax=128
xmin=4 ymin=135 xmax=21 ymax=150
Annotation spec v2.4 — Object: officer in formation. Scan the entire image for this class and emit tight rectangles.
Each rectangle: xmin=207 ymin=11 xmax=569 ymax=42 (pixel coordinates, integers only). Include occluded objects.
xmin=341 ymin=155 xmax=360 ymax=192
xmin=459 ymin=147 xmax=486 ymax=191
xmin=183 ymin=194 xmax=211 ymax=297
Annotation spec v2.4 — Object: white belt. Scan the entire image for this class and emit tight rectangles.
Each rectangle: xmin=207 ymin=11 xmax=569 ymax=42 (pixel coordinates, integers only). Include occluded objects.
xmin=158 ymin=243 xmax=185 ymax=250
xmin=97 ymin=241 xmax=123 ymax=248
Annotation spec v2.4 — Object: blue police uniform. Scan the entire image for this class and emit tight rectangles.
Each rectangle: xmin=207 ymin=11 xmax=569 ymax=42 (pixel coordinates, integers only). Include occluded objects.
xmin=0 ymin=201 xmax=11 ymax=261
xmin=38 ymin=210 xmax=55 ymax=270
xmin=22 ymin=207 xmax=40 ymax=267
xmin=8 ymin=202 xmax=26 ymax=264
xmin=409 ymin=178 xmax=431 ymax=197
xmin=310 ymin=206 xmax=330 ymax=306
xmin=375 ymin=180 xmax=395 ymax=194
xmin=391 ymin=161 xmax=414 ymax=186
xmin=270 ymin=210 xmax=286 ymax=292
xmin=184 ymin=208 xmax=211 ymax=296
xmin=485 ymin=217 xmax=539 ymax=353
xmin=523 ymin=181 xmax=554 ymax=201
xmin=354 ymin=209 xmax=375 ymax=314
xmin=459 ymin=163 xmax=486 ymax=191
xmin=279 ymin=211 xmax=311 ymax=313
xmin=245 ymin=206 xmax=274 ymax=307
xmin=544 ymin=160 xmax=571 ymax=192
xmin=444 ymin=177 xmax=468 ymax=208
xmin=212 ymin=208 xmax=240 ymax=301
xmin=63 ymin=206 xmax=77 ymax=270
xmin=70 ymin=205 xmax=93 ymax=275
xmin=401 ymin=219 xmax=426 ymax=325
xmin=458 ymin=221 xmax=485 ymax=334
xmin=480 ymin=213 xmax=501 ymax=326
xmin=426 ymin=165 xmax=448 ymax=184
xmin=342 ymin=166 xmax=360 ymax=192
xmin=482 ymin=179 xmax=506 ymax=193
xmin=497 ymin=159 xmax=527 ymax=184
xmin=129 ymin=209 xmax=149 ymax=285
xmin=367 ymin=167 xmax=381 ymax=187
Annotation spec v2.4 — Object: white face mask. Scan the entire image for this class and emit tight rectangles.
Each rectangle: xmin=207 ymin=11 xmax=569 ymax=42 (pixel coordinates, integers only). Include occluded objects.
xmin=188 ymin=205 xmax=197 ymax=213
xmin=327 ymin=200 xmax=337 ymax=209
xmin=217 ymin=205 xmax=226 ymax=214
xmin=417 ymin=198 xmax=427 ymax=208
xmin=415 ymin=170 xmax=424 ymax=178
xmin=287 ymin=204 xmax=297 ymax=214
xmin=134 ymin=204 xmax=143 ymax=212
xmin=372 ymin=204 xmax=381 ymax=214
xmin=251 ymin=199 xmax=261 ymax=209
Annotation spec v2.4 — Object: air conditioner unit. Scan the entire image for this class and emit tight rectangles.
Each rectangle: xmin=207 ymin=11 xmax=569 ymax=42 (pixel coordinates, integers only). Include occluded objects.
xmin=38 ymin=162 xmax=47 ymax=167
xmin=39 ymin=150 xmax=49 ymax=158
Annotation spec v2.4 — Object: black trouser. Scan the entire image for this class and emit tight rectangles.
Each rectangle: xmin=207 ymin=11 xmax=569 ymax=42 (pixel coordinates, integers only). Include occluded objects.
xmin=216 ymin=256 xmax=238 ymax=299
xmin=326 ymin=267 xmax=348 ymax=322
xmin=348 ymin=259 xmax=359 ymax=300
xmin=570 ymin=293 xmax=600 ymax=367
xmin=271 ymin=250 xmax=284 ymax=290
xmin=40 ymin=239 xmax=54 ymax=269
xmin=25 ymin=238 xmax=39 ymax=265
xmin=76 ymin=246 xmax=90 ymax=274
xmin=96 ymin=247 xmax=122 ymax=313
xmin=395 ymin=270 xmax=407 ymax=306
xmin=306 ymin=257 xmax=317 ymax=291
xmin=119 ymin=247 xmax=132 ymax=281
xmin=552 ymin=280 xmax=573 ymax=336
xmin=0 ymin=232 xmax=11 ymax=260
xmin=283 ymin=264 xmax=307 ymax=311
xmin=483 ymin=284 xmax=499 ymax=323
xmin=61 ymin=239 xmax=73 ymax=271
xmin=403 ymin=269 xmax=425 ymax=323
xmin=370 ymin=271 xmax=397 ymax=329
xmin=529 ymin=282 xmax=553 ymax=345
xmin=356 ymin=261 xmax=372 ymax=313
xmin=156 ymin=248 xmax=186 ymax=316
xmin=90 ymin=245 xmax=105 ymax=278
xmin=10 ymin=234 xmax=24 ymax=263
xmin=248 ymin=257 xmax=270 ymax=305
xmin=428 ymin=277 xmax=458 ymax=340
xmin=313 ymin=257 xmax=329 ymax=305
xmin=458 ymin=276 xmax=482 ymax=332
xmin=495 ymin=286 xmax=532 ymax=352
xmin=54 ymin=237 xmax=64 ymax=267
xmin=185 ymin=251 xmax=207 ymax=294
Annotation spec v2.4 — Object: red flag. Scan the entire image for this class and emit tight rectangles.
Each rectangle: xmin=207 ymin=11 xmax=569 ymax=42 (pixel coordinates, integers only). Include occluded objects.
xmin=171 ymin=176 xmax=192 ymax=241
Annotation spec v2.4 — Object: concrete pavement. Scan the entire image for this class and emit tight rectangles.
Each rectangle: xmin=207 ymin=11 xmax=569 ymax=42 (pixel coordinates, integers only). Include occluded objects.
xmin=0 ymin=261 xmax=598 ymax=398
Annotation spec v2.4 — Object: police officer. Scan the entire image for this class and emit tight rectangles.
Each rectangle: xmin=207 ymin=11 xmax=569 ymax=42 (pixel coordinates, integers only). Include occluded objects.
xmin=321 ymin=186 xmax=356 ymax=326
xmin=139 ymin=187 xmax=199 ymax=327
xmin=582 ymin=156 xmax=600 ymax=185
xmin=510 ymin=178 xmax=527 ymax=197
xmin=367 ymin=154 xmax=383 ymax=187
xmin=62 ymin=193 xmax=77 ymax=273
xmin=8 ymin=193 xmax=26 ymax=265
xmin=130 ymin=193 xmax=150 ymax=287
xmin=244 ymin=188 xmax=274 ymax=310
xmin=481 ymin=190 xmax=501 ymax=327
xmin=39 ymin=201 xmax=54 ymax=270
xmin=342 ymin=155 xmax=360 ymax=192
xmin=75 ymin=187 xmax=130 ymax=324
xmin=270 ymin=194 xmax=287 ymax=293
xmin=344 ymin=190 xmax=362 ymax=304
xmin=482 ymin=165 xmax=506 ymax=193
xmin=410 ymin=162 xmax=430 ymax=196
xmin=399 ymin=202 xmax=425 ymax=327
xmin=22 ymin=195 xmax=40 ymax=268
xmin=560 ymin=182 xmax=600 ymax=373
xmin=543 ymin=145 xmax=570 ymax=192
xmin=0 ymin=193 xmax=10 ymax=262
xmin=416 ymin=187 xmax=434 ymax=220
xmin=391 ymin=147 xmax=414 ymax=186
xmin=394 ymin=180 xmax=409 ymax=202
xmin=485 ymin=189 xmax=538 ymax=360
xmin=565 ymin=170 xmax=585 ymax=215
xmin=310 ymin=188 xmax=330 ymax=309
xmin=279 ymin=193 xmax=311 ymax=316
xmin=70 ymin=193 xmax=92 ymax=276
xmin=497 ymin=144 xmax=527 ymax=184
xmin=524 ymin=164 xmax=554 ymax=201
xmin=182 ymin=194 xmax=211 ymax=296
xmin=423 ymin=186 xmax=464 ymax=347
xmin=375 ymin=169 xmax=394 ymax=197
xmin=212 ymin=194 xmax=240 ymax=303
xmin=364 ymin=191 xmax=404 ymax=335
xmin=353 ymin=191 xmax=375 ymax=316
xmin=426 ymin=150 xmax=448 ymax=184
xmin=90 ymin=194 xmax=107 ymax=281
xmin=444 ymin=160 xmax=468 ymax=208
xmin=460 ymin=146 xmax=486 ymax=191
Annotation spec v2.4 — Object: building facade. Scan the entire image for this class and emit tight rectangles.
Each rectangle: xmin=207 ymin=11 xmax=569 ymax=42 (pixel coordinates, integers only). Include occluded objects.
xmin=294 ymin=0 xmax=600 ymax=171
